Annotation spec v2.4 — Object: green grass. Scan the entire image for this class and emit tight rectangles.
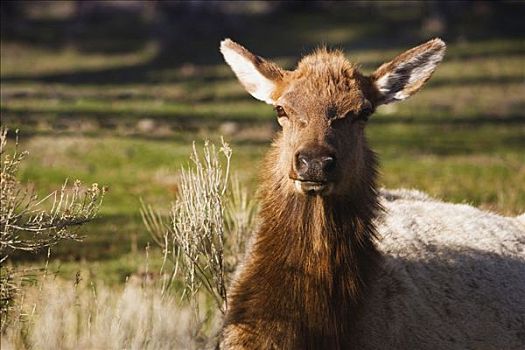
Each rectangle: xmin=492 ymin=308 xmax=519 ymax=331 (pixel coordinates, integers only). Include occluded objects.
xmin=2 ymin=5 xmax=524 ymax=284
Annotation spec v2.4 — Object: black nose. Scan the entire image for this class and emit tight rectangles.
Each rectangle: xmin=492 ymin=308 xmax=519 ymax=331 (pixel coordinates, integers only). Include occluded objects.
xmin=295 ymin=148 xmax=336 ymax=181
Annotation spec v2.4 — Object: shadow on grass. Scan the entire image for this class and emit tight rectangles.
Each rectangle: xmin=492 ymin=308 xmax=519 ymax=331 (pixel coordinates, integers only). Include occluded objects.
xmin=3 ymin=108 xmax=523 ymax=126
xmin=428 ymin=75 xmax=525 ymax=88
xmin=0 ymin=126 xmax=277 ymax=147
xmin=372 ymin=114 xmax=525 ymax=126
xmin=0 ymin=108 xmax=274 ymax=125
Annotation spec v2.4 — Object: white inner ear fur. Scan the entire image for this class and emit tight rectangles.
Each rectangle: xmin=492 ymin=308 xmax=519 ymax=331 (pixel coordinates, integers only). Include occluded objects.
xmin=375 ymin=46 xmax=445 ymax=103
xmin=220 ymin=44 xmax=276 ymax=104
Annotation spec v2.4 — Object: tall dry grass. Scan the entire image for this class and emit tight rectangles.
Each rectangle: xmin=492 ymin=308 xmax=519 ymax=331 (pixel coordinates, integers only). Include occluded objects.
xmin=1 ymin=277 xmax=200 ymax=350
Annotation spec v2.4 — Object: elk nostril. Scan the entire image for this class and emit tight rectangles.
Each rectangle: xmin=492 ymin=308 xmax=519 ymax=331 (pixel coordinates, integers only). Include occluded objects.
xmin=322 ymin=156 xmax=335 ymax=172
xmin=295 ymin=153 xmax=310 ymax=174
xmin=299 ymin=155 xmax=309 ymax=167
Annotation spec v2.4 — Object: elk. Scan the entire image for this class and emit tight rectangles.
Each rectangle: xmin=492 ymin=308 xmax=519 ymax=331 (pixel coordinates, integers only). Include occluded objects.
xmin=218 ymin=39 xmax=525 ymax=349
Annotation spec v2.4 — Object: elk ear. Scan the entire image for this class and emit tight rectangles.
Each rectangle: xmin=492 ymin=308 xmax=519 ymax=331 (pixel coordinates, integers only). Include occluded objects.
xmin=371 ymin=38 xmax=446 ymax=105
xmin=220 ymin=38 xmax=285 ymax=104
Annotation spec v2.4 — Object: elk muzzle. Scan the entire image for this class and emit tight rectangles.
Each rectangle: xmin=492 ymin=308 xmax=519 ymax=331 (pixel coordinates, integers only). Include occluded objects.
xmin=293 ymin=146 xmax=336 ymax=195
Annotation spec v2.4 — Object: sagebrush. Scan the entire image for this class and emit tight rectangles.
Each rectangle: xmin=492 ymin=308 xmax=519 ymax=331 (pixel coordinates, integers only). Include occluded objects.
xmin=141 ymin=139 xmax=256 ymax=316
xmin=0 ymin=127 xmax=105 ymax=329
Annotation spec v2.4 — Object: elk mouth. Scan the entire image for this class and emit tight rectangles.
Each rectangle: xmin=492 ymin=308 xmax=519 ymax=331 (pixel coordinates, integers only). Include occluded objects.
xmin=293 ymin=179 xmax=333 ymax=196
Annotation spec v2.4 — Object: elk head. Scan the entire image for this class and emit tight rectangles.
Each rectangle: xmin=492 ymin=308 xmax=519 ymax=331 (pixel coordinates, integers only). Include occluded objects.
xmin=221 ymin=39 xmax=445 ymax=197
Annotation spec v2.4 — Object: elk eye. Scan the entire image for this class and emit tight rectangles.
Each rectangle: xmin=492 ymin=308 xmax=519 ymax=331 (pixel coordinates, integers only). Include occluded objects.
xmin=274 ymin=105 xmax=288 ymax=118
xmin=358 ymin=102 xmax=373 ymax=121
xmin=357 ymin=109 xmax=371 ymax=121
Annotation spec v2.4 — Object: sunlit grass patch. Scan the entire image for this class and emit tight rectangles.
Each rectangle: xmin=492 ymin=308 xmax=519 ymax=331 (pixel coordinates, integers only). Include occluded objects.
xmin=380 ymin=154 xmax=525 ymax=215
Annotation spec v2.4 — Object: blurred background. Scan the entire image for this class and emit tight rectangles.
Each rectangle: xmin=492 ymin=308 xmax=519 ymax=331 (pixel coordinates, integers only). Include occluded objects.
xmin=1 ymin=0 xmax=524 ymax=283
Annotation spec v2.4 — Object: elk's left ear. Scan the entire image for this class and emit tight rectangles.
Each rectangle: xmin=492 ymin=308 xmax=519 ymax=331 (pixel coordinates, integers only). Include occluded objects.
xmin=220 ymin=39 xmax=286 ymax=104
xmin=371 ymin=38 xmax=446 ymax=105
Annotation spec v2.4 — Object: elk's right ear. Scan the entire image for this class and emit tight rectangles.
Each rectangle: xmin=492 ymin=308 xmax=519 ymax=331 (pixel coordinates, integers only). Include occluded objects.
xmin=371 ymin=38 xmax=446 ymax=105
xmin=220 ymin=39 xmax=285 ymax=104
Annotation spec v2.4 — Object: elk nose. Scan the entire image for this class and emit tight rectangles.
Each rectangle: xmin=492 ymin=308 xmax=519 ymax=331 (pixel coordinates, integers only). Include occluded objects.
xmin=295 ymin=150 xmax=336 ymax=180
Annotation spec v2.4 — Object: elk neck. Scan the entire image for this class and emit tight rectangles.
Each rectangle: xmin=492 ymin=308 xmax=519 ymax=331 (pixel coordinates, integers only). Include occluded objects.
xmin=256 ymin=146 xmax=382 ymax=304
xmin=225 ymin=143 xmax=382 ymax=346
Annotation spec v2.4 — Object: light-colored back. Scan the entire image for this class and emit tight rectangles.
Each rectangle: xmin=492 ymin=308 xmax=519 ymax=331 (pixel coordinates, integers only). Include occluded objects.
xmin=354 ymin=190 xmax=525 ymax=349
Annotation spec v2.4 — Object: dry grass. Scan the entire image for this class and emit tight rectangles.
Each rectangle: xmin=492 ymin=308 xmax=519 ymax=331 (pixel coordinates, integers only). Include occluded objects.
xmin=1 ymin=277 xmax=203 ymax=350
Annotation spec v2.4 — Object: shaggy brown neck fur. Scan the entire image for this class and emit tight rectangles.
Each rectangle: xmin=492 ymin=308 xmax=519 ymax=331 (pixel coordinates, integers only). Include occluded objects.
xmin=224 ymin=144 xmax=381 ymax=349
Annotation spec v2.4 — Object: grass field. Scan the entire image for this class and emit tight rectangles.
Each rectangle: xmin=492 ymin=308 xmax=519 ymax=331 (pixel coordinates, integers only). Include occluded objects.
xmin=1 ymin=3 xmax=524 ymax=285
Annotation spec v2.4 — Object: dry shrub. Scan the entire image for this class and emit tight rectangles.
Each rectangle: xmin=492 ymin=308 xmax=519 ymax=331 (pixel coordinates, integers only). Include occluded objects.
xmin=0 ymin=127 xmax=105 ymax=330
xmin=0 ymin=129 xmax=105 ymax=259
xmin=223 ymin=175 xmax=257 ymax=274
xmin=141 ymin=139 xmax=256 ymax=323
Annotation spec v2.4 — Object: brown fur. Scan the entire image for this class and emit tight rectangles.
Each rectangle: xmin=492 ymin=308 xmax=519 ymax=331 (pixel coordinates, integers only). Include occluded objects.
xmin=221 ymin=139 xmax=381 ymax=349
xmin=220 ymin=39 xmax=445 ymax=349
